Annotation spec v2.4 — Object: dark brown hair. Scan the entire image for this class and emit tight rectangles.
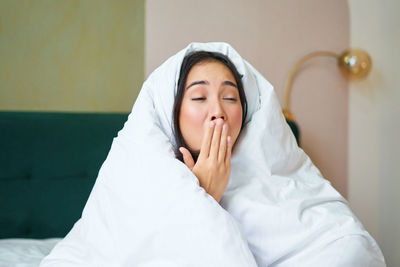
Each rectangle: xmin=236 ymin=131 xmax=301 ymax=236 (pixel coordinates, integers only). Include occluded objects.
xmin=173 ymin=51 xmax=247 ymax=162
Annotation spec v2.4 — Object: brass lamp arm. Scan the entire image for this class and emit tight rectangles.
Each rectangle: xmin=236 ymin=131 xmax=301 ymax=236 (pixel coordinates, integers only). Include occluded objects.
xmin=283 ymin=51 xmax=339 ymax=121
xmin=281 ymin=48 xmax=372 ymax=146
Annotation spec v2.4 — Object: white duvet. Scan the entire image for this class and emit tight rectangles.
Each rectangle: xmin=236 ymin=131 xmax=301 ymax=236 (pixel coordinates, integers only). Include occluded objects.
xmin=40 ymin=42 xmax=385 ymax=266
xmin=0 ymin=238 xmax=60 ymax=267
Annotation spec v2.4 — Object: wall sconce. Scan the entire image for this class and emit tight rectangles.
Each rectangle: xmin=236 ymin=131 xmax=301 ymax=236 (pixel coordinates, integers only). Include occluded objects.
xmin=282 ymin=48 xmax=372 ymax=145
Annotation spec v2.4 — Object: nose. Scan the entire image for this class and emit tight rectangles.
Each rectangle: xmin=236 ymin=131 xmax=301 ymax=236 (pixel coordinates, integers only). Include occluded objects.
xmin=210 ymin=100 xmax=226 ymax=121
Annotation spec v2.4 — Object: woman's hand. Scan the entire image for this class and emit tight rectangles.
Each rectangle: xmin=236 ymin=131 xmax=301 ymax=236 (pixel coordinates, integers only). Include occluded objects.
xmin=179 ymin=118 xmax=233 ymax=202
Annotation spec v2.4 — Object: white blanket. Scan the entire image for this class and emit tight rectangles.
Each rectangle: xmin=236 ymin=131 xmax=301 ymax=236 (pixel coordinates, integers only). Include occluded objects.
xmin=40 ymin=42 xmax=385 ymax=266
xmin=0 ymin=238 xmax=60 ymax=267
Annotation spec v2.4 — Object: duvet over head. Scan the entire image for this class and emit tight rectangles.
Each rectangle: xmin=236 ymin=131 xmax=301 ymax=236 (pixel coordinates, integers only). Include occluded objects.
xmin=40 ymin=42 xmax=385 ymax=267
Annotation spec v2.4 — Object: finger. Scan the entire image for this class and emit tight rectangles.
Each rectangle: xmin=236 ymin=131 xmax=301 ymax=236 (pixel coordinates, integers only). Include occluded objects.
xmin=198 ymin=121 xmax=215 ymax=161
xmin=179 ymin=147 xmax=195 ymax=170
xmin=225 ymin=136 xmax=232 ymax=166
xmin=218 ymin=123 xmax=228 ymax=163
xmin=210 ymin=119 xmax=223 ymax=160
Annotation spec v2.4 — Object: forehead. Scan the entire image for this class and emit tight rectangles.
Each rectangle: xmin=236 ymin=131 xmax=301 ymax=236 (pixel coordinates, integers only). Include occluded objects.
xmin=186 ymin=61 xmax=235 ymax=83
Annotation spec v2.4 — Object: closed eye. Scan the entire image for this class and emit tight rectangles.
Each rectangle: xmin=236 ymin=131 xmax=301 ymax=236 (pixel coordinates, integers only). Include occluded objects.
xmin=191 ymin=97 xmax=206 ymax=101
xmin=224 ymin=98 xmax=238 ymax=101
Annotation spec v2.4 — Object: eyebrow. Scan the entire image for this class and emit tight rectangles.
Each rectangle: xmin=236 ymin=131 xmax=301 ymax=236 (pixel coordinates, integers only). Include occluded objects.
xmin=186 ymin=80 xmax=238 ymax=90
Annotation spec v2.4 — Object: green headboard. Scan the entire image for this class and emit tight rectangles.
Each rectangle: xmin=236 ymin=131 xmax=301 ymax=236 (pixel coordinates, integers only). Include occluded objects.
xmin=0 ymin=111 xmax=128 ymax=238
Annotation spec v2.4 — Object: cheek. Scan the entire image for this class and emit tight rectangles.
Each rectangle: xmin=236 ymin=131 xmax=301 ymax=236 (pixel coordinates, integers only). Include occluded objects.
xmin=180 ymin=104 xmax=205 ymax=127
xmin=228 ymin=106 xmax=243 ymax=140
xmin=179 ymin=102 xmax=207 ymax=149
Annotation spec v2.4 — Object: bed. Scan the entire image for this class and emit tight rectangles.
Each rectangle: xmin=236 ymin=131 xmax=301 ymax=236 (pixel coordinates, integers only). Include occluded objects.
xmin=0 ymin=111 xmax=128 ymax=266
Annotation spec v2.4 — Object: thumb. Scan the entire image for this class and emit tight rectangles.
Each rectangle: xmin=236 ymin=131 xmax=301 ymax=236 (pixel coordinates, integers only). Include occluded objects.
xmin=179 ymin=147 xmax=195 ymax=170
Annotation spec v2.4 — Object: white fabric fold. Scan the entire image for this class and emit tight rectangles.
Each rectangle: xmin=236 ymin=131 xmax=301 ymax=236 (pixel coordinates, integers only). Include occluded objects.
xmin=40 ymin=42 xmax=385 ymax=267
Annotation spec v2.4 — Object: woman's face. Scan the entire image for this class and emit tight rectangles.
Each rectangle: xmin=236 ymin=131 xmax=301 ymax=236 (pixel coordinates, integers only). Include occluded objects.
xmin=179 ymin=61 xmax=243 ymax=152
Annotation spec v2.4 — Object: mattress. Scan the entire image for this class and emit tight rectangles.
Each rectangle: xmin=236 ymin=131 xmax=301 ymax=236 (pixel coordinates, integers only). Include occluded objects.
xmin=0 ymin=238 xmax=61 ymax=267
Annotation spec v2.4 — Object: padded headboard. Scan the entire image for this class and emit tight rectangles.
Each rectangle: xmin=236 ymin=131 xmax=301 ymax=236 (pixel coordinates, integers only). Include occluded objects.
xmin=0 ymin=111 xmax=128 ymax=238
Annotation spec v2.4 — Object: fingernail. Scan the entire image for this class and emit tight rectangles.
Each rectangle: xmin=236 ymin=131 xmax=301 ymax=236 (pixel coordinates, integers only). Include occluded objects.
xmin=222 ymin=124 xmax=227 ymax=131
xmin=179 ymin=147 xmax=184 ymax=154
xmin=209 ymin=121 xmax=214 ymax=128
xmin=217 ymin=119 xmax=223 ymax=126
xmin=227 ymin=136 xmax=231 ymax=143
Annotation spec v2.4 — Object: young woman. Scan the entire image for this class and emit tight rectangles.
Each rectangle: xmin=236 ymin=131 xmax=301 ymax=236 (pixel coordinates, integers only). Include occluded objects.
xmin=41 ymin=43 xmax=385 ymax=267
xmin=173 ymin=51 xmax=247 ymax=202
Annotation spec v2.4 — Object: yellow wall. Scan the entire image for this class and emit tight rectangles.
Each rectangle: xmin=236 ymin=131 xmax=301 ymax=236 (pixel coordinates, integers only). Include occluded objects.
xmin=0 ymin=0 xmax=144 ymax=112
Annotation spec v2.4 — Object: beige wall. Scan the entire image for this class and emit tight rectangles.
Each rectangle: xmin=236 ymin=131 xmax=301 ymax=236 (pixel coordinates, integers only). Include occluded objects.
xmin=348 ymin=0 xmax=400 ymax=265
xmin=0 ymin=0 xmax=144 ymax=112
xmin=146 ymin=0 xmax=350 ymax=196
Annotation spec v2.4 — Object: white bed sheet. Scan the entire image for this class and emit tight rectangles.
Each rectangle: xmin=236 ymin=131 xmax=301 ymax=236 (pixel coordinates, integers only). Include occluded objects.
xmin=0 ymin=238 xmax=61 ymax=267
